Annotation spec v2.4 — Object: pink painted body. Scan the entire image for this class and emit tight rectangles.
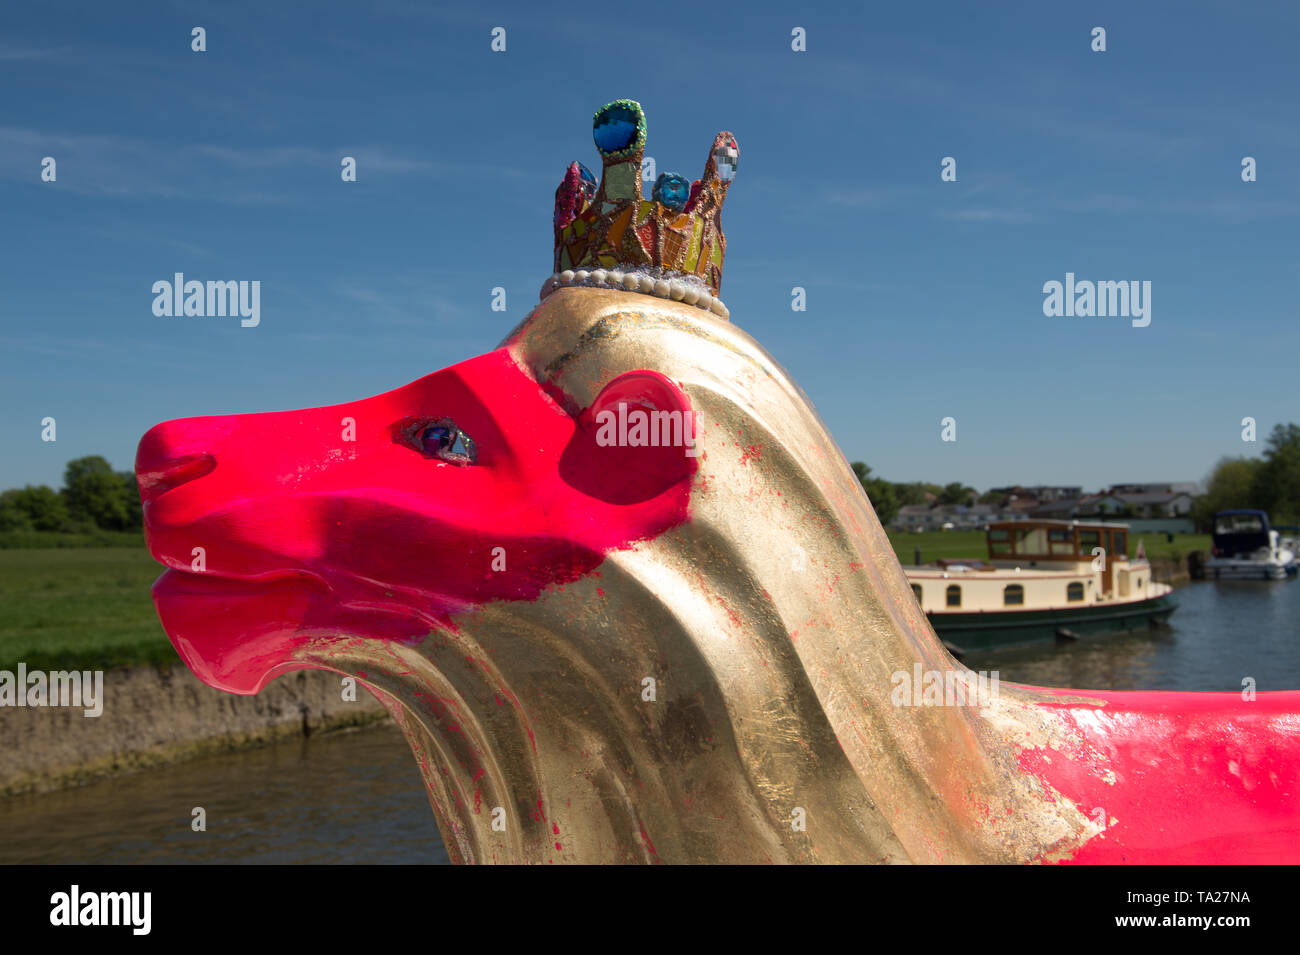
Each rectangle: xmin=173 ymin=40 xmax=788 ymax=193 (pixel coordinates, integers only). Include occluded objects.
xmin=137 ymin=344 xmax=1300 ymax=863
xmin=1024 ymin=688 xmax=1300 ymax=863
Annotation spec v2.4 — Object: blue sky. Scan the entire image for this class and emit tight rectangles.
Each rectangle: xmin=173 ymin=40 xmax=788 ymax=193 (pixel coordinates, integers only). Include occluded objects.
xmin=2 ymin=0 xmax=1297 ymax=493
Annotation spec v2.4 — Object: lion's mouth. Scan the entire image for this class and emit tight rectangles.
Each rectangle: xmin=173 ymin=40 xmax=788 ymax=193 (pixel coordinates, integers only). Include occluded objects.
xmin=150 ymin=565 xmax=439 ymax=695
xmin=149 ymin=567 xmax=328 ymax=692
xmin=152 ymin=564 xmax=330 ymax=594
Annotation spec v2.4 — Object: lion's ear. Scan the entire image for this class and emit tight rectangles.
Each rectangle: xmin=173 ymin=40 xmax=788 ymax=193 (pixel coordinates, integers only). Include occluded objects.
xmin=561 ymin=371 xmax=699 ymax=504
xmin=582 ymin=371 xmax=691 ymax=426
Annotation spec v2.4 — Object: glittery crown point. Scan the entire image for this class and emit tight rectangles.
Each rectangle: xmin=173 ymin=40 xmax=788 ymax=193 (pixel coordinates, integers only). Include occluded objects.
xmin=551 ymin=99 xmax=738 ymax=302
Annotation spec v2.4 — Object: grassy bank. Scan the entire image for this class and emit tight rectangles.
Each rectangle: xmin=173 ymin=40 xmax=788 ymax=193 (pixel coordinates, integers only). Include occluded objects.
xmin=0 ymin=547 xmax=393 ymax=798
xmin=0 ymin=548 xmax=172 ymax=672
xmin=888 ymin=530 xmax=1210 ymax=565
xmin=0 ymin=529 xmax=144 ymax=549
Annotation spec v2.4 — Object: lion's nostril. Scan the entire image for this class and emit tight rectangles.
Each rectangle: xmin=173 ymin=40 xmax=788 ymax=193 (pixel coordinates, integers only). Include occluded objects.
xmin=136 ymin=416 xmax=235 ymax=502
xmin=137 ymin=452 xmax=216 ymax=499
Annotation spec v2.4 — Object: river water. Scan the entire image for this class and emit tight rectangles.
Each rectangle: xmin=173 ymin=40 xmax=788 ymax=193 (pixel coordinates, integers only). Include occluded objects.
xmin=0 ymin=723 xmax=449 ymax=864
xmin=2 ymin=579 xmax=1297 ymax=864
xmin=961 ymin=577 xmax=1300 ymax=692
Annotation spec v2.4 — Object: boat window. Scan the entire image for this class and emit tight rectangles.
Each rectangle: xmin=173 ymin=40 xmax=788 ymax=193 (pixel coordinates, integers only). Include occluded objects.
xmin=1078 ymin=529 xmax=1101 ymax=555
xmin=1014 ymin=527 xmax=1048 ymax=555
xmin=1003 ymin=584 xmax=1024 ymax=606
xmin=1113 ymin=531 xmax=1127 ymax=557
xmin=1049 ymin=528 xmax=1075 ymax=555
xmin=989 ymin=528 xmax=1011 ymax=556
xmin=1067 ymin=581 xmax=1084 ymax=602
xmin=911 ymin=584 xmax=922 ymax=602
xmin=1212 ymin=513 xmax=1270 ymax=556
xmin=1215 ymin=513 xmax=1264 ymax=534
xmin=946 ymin=584 xmax=961 ymax=608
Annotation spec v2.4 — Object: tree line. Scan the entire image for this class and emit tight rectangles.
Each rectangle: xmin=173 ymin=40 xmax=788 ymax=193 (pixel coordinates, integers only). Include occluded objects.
xmin=1195 ymin=424 xmax=1300 ymax=528
xmin=854 ymin=422 xmax=1300 ymax=529
xmin=850 ymin=463 xmax=976 ymax=526
xmin=0 ymin=457 xmax=142 ymax=534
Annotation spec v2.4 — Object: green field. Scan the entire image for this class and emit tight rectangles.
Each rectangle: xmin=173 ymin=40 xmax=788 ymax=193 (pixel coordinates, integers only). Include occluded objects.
xmin=0 ymin=530 xmax=145 ymax=549
xmin=0 ymin=532 xmax=1212 ymax=671
xmin=0 ymin=548 xmax=172 ymax=672
xmin=888 ymin=530 xmax=1211 ymax=565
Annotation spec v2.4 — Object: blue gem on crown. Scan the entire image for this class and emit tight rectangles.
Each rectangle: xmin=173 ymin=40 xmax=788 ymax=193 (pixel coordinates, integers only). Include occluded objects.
xmin=652 ymin=173 xmax=690 ymax=211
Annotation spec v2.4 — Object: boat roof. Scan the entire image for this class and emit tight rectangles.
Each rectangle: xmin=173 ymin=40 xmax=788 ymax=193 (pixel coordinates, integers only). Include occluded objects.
xmin=987 ymin=519 xmax=1131 ymax=531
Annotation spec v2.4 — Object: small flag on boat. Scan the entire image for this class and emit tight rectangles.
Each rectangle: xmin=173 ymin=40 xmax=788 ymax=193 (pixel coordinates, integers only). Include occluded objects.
xmin=1136 ymin=538 xmax=1146 ymax=559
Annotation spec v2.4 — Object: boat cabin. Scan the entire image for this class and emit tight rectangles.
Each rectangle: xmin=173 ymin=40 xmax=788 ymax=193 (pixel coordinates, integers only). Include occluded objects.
xmin=905 ymin=519 xmax=1157 ymax=614
xmin=1211 ymin=509 xmax=1272 ymax=559
xmin=986 ymin=520 xmax=1128 ymax=565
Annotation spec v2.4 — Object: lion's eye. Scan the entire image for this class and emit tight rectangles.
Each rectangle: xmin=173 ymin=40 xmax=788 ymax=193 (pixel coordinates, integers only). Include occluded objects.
xmin=405 ymin=417 xmax=477 ymax=465
xmin=421 ymin=425 xmax=453 ymax=455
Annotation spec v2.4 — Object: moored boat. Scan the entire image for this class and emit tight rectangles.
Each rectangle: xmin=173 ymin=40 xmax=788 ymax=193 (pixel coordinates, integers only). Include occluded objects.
xmin=904 ymin=519 xmax=1176 ymax=654
xmin=1203 ymin=509 xmax=1298 ymax=580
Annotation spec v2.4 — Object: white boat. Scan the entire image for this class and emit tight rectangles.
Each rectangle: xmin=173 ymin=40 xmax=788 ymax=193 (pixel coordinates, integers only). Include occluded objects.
xmin=1203 ymin=510 xmax=1298 ymax=580
xmin=904 ymin=520 xmax=1176 ymax=654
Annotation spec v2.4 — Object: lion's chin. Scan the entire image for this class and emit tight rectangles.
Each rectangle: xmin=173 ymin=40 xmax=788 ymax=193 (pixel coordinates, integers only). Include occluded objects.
xmin=152 ymin=568 xmax=437 ymax=695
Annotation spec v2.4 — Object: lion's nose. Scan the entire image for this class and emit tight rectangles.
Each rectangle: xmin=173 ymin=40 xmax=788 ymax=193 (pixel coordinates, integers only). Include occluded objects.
xmin=136 ymin=417 xmax=232 ymax=501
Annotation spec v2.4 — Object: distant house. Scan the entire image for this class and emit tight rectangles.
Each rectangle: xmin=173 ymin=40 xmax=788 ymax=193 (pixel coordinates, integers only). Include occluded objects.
xmin=890 ymin=481 xmax=1197 ymax=532
xmin=893 ymin=504 xmax=938 ymax=532
xmin=891 ymin=503 xmax=1003 ymax=532
xmin=1079 ymin=486 xmax=1195 ymax=519
xmin=988 ymin=485 xmax=1082 ymax=504
xmin=1078 ymin=493 xmax=1126 ymax=515
xmin=1022 ymin=486 xmax=1083 ymax=503
xmin=1029 ymin=497 xmax=1084 ymax=519
xmin=1003 ymin=497 xmax=1041 ymax=516
xmin=1118 ymin=492 xmax=1195 ymax=518
xmin=1108 ymin=482 xmax=1199 ymax=497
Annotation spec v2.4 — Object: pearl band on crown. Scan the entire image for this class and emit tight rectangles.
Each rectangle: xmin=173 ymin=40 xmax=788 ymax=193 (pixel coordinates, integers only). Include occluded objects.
xmin=539 ymin=266 xmax=730 ymax=320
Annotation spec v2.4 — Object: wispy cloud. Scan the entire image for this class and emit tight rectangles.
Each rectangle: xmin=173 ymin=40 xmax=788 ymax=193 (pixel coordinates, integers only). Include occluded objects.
xmin=80 ymin=224 xmax=216 ymax=259
xmin=0 ymin=46 xmax=68 ymax=61
xmin=937 ymin=208 xmax=1040 ymax=224
xmin=188 ymin=144 xmax=447 ymax=175
xmin=0 ymin=126 xmax=527 ymax=203
xmin=331 ymin=278 xmax=474 ymax=328
xmin=798 ymin=176 xmax=1299 ymax=226
xmin=835 ymin=186 xmax=920 ymax=209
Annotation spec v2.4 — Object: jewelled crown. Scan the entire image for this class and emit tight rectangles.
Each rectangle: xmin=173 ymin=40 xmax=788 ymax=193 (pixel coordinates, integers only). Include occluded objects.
xmin=542 ymin=99 xmax=738 ymax=318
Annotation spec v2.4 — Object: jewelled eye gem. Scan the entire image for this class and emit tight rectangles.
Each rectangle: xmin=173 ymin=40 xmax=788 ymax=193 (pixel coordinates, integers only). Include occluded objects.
xmin=421 ymin=424 xmax=453 ymax=455
xmin=652 ymin=173 xmax=690 ymax=211
xmin=712 ymin=139 xmax=739 ymax=182
xmin=592 ymin=100 xmax=646 ymax=159
xmin=401 ymin=417 xmax=477 ymax=465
